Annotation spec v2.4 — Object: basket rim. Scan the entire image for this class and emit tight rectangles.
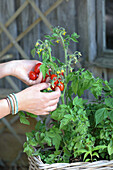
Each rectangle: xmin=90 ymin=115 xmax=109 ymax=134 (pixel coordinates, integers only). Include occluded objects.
xmin=28 ymin=156 xmax=113 ymax=169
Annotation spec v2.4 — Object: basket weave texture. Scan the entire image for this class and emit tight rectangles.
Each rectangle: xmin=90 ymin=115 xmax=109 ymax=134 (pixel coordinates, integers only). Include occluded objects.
xmin=28 ymin=156 xmax=113 ymax=170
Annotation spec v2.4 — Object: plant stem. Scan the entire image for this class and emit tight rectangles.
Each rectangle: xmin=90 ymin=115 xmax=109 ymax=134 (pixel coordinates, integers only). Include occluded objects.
xmin=48 ymin=47 xmax=52 ymax=62
xmin=60 ymin=34 xmax=68 ymax=105
xmin=61 ymin=93 xmax=65 ymax=104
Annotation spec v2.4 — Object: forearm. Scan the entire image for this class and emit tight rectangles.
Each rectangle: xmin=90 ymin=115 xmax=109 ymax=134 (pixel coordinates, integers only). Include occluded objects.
xmin=0 ymin=61 xmax=13 ymax=79
xmin=0 ymin=99 xmax=10 ymax=119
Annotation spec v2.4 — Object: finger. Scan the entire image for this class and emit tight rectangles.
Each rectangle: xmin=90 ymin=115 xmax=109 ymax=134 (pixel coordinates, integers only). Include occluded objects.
xmin=32 ymin=111 xmax=49 ymax=115
xmin=48 ymin=98 xmax=59 ymax=106
xmin=36 ymin=111 xmax=49 ymax=115
xmin=33 ymin=72 xmax=43 ymax=84
xmin=46 ymin=104 xmax=57 ymax=112
xmin=42 ymin=112 xmax=50 ymax=115
xmin=45 ymin=87 xmax=61 ymax=100
xmin=38 ymin=82 xmax=50 ymax=90
xmin=46 ymin=77 xmax=50 ymax=83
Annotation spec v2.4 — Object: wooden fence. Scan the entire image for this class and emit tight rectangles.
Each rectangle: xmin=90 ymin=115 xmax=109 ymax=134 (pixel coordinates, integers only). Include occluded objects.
xmin=0 ymin=0 xmax=77 ymax=94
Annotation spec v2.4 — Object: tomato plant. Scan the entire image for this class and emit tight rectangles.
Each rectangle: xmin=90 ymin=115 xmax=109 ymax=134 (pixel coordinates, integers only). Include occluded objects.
xmin=20 ymin=26 xmax=113 ymax=165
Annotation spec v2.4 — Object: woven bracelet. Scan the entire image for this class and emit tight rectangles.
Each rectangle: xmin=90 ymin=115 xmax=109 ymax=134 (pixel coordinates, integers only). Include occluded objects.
xmin=12 ymin=93 xmax=18 ymax=114
xmin=9 ymin=94 xmax=16 ymax=115
xmin=7 ymin=95 xmax=14 ymax=115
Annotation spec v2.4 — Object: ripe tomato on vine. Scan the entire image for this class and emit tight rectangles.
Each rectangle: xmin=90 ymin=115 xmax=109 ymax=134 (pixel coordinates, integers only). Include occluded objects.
xmin=34 ymin=63 xmax=42 ymax=74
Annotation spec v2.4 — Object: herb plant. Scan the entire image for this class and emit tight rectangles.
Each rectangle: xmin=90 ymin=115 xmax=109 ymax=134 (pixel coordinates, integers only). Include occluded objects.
xmin=19 ymin=26 xmax=113 ymax=164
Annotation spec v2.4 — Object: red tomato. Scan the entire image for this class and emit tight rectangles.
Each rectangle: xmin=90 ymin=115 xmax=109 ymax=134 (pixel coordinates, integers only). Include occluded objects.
xmin=50 ymin=74 xmax=58 ymax=85
xmin=34 ymin=63 xmax=42 ymax=74
xmin=41 ymin=77 xmax=46 ymax=83
xmin=29 ymin=71 xmax=37 ymax=80
xmin=57 ymin=82 xmax=64 ymax=91
xmin=59 ymin=72 xmax=64 ymax=77
xmin=51 ymin=84 xmax=57 ymax=91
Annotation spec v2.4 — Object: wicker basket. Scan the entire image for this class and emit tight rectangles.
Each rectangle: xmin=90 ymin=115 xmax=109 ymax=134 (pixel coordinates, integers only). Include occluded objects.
xmin=28 ymin=156 xmax=113 ymax=170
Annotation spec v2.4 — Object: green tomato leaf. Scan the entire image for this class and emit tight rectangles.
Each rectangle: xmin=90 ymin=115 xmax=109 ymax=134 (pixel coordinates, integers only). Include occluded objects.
xmin=19 ymin=112 xmax=30 ymax=125
xmin=95 ymin=108 xmax=108 ymax=125
xmin=73 ymin=96 xmax=84 ymax=108
xmin=108 ymin=110 xmax=113 ymax=122
xmin=71 ymin=77 xmax=78 ymax=95
xmin=26 ymin=112 xmax=37 ymax=118
xmin=108 ymin=141 xmax=113 ymax=155
xmin=31 ymin=48 xmax=36 ymax=58
xmin=105 ymin=98 xmax=113 ymax=108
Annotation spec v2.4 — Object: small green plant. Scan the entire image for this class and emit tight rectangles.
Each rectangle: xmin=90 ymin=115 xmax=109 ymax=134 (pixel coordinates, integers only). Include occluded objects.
xmin=20 ymin=26 xmax=113 ymax=164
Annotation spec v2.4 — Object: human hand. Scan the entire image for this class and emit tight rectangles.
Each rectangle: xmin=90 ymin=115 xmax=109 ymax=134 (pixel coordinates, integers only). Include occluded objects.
xmin=16 ymin=83 xmax=61 ymax=115
xmin=9 ymin=60 xmax=43 ymax=85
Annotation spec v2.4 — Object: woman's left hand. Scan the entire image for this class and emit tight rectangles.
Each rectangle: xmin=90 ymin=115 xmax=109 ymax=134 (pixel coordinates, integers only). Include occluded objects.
xmin=9 ymin=60 xmax=43 ymax=85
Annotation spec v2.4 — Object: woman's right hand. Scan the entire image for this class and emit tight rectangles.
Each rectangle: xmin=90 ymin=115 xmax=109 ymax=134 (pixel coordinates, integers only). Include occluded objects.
xmin=16 ymin=83 xmax=61 ymax=115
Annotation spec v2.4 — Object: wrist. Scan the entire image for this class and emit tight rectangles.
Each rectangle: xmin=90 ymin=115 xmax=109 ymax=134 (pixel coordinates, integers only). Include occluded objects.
xmin=0 ymin=61 xmax=14 ymax=78
xmin=0 ymin=99 xmax=10 ymax=118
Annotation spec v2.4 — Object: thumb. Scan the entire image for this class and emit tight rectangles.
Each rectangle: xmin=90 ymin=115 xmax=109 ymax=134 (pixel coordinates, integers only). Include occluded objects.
xmin=35 ymin=72 xmax=43 ymax=83
xmin=38 ymin=82 xmax=50 ymax=91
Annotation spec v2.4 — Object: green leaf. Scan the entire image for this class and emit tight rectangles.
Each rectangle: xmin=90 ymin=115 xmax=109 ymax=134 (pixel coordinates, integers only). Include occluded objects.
xmin=29 ymin=138 xmax=37 ymax=146
xmin=83 ymin=151 xmax=90 ymax=161
xmin=23 ymin=145 xmax=34 ymax=156
xmin=92 ymin=152 xmax=99 ymax=158
xmin=76 ymin=149 xmax=87 ymax=154
xmin=52 ymin=133 xmax=61 ymax=150
xmin=105 ymin=98 xmax=113 ymax=108
xmin=26 ymin=132 xmax=34 ymax=139
xmin=71 ymin=77 xmax=78 ymax=95
xmin=108 ymin=141 xmax=113 ymax=155
xmin=60 ymin=117 xmax=71 ymax=129
xmin=33 ymin=149 xmax=41 ymax=156
xmin=40 ymin=63 xmax=48 ymax=78
xmin=93 ymin=145 xmax=107 ymax=151
xmin=44 ymin=135 xmax=52 ymax=146
xmin=71 ymin=37 xmax=78 ymax=42
xmin=108 ymin=79 xmax=113 ymax=89
xmin=20 ymin=117 xmax=30 ymax=125
xmin=19 ymin=112 xmax=30 ymax=125
xmin=27 ymin=112 xmax=37 ymax=118
xmin=63 ymin=147 xmax=72 ymax=157
xmin=31 ymin=48 xmax=36 ymax=58
xmin=108 ymin=110 xmax=113 ymax=122
xmin=85 ymin=158 xmax=90 ymax=162
xmin=95 ymin=108 xmax=108 ymax=125
xmin=73 ymin=96 xmax=83 ymax=108
xmin=51 ymin=105 xmax=68 ymax=121
xmin=71 ymin=32 xmax=80 ymax=39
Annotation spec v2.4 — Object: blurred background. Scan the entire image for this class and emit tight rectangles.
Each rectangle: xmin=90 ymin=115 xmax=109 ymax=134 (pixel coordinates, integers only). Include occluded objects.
xmin=0 ymin=0 xmax=113 ymax=169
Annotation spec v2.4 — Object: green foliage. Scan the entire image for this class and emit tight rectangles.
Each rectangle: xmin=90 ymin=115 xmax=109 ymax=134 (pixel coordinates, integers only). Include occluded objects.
xmin=22 ymin=26 xmax=113 ymax=164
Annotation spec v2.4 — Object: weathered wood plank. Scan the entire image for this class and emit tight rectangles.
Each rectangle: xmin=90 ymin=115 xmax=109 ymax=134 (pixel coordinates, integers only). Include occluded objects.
xmin=57 ymin=0 xmax=77 ymax=62
xmin=0 ymin=22 xmax=29 ymax=59
xmin=0 ymin=0 xmax=20 ymax=90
